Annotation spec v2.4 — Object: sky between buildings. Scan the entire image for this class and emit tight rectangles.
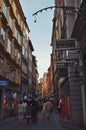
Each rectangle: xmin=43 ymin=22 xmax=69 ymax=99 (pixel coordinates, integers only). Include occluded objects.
xmin=19 ymin=0 xmax=54 ymax=78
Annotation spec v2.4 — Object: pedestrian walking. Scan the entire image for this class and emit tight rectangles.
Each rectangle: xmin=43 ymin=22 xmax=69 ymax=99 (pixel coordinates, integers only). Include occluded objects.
xmin=30 ymin=98 xmax=38 ymax=123
xmin=42 ymin=101 xmax=46 ymax=120
xmin=11 ymin=101 xmax=14 ymax=116
xmin=57 ymin=99 xmax=62 ymax=113
xmin=17 ymin=100 xmax=24 ymax=125
xmin=25 ymin=98 xmax=31 ymax=124
xmin=23 ymin=101 xmax=27 ymax=117
xmin=42 ymin=100 xmax=52 ymax=120
xmin=60 ymin=97 xmax=67 ymax=121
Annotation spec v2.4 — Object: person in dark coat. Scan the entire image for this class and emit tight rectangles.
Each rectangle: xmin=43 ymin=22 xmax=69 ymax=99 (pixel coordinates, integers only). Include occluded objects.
xmin=30 ymin=98 xmax=39 ymax=123
xmin=60 ymin=98 xmax=67 ymax=121
xmin=26 ymin=101 xmax=31 ymax=124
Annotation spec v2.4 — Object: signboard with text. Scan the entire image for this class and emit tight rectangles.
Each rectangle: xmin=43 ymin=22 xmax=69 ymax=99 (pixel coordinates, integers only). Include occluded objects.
xmin=56 ymin=39 xmax=75 ymax=50
xmin=0 ymin=80 xmax=9 ymax=86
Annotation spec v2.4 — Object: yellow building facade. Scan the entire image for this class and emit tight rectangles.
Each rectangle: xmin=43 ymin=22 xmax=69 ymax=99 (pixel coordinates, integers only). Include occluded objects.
xmin=0 ymin=0 xmax=30 ymax=117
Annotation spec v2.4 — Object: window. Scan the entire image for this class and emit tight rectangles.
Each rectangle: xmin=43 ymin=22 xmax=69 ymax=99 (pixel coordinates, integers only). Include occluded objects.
xmin=18 ymin=72 xmax=21 ymax=84
xmin=22 ymin=45 xmax=25 ymax=55
xmin=18 ymin=52 xmax=21 ymax=65
xmin=14 ymin=48 xmax=17 ymax=60
xmin=18 ymin=18 xmax=21 ymax=26
xmin=23 ymin=25 xmax=25 ymax=37
xmin=5 ymin=64 xmax=10 ymax=79
xmin=10 ymin=66 xmax=16 ymax=82
xmin=18 ymin=33 xmax=21 ymax=45
xmin=14 ymin=28 xmax=17 ymax=39
xmin=9 ymin=16 xmax=12 ymax=29
xmin=7 ymin=39 xmax=11 ymax=53
xmin=9 ymin=0 xmax=13 ymax=6
xmin=0 ymin=57 xmax=4 ymax=75
xmin=12 ymin=70 xmax=16 ymax=82
xmin=1 ymin=28 xmax=5 ymax=40
xmin=15 ymin=10 xmax=18 ymax=19
xmin=21 ymin=21 xmax=23 ymax=30
xmin=23 ymin=30 xmax=25 ymax=37
xmin=2 ymin=3 xmax=7 ymax=17
xmin=25 ymin=50 xmax=27 ymax=58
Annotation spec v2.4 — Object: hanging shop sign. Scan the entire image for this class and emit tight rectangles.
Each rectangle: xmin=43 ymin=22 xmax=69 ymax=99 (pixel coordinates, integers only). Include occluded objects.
xmin=56 ymin=39 xmax=76 ymax=50
xmin=0 ymin=80 xmax=9 ymax=86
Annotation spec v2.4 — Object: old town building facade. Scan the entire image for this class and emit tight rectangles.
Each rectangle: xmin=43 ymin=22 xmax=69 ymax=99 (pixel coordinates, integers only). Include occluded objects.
xmin=0 ymin=0 xmax=38 ymax=118
xmin=51 ymin=0 xmax=85 ymax=127
xmin=71 ymin=0 xmax=86 ymax=126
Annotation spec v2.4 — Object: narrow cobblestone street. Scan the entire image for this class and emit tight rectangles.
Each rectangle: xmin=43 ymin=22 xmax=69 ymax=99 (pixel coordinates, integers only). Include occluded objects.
xmin=0 ymin=111 xmax=85 ymax=130
xmin=0 ymin=0 xmax=86 ymax=129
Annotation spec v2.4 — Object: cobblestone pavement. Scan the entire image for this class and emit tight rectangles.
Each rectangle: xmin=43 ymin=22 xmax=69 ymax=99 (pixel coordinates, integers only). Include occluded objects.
xmin=0 ymin=116 xmax=17 ymax=127
xmin=0 ymin=112 xmax=86 ymax=130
